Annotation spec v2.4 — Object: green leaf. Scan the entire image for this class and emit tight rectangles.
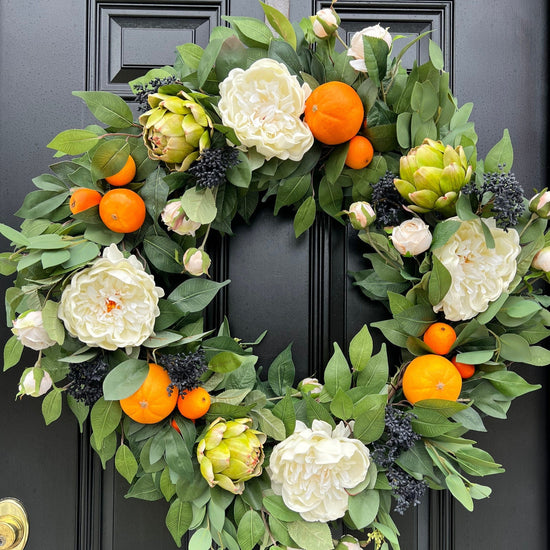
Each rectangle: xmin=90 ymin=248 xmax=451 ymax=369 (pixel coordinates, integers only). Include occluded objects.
xmin=362 ymin=35 xmax=389 ymax=87
xmin=42 ymin=388 xmax=62 ymax=425
xmin=41 ymin=249 xmax=71 ymax=269
xmin=168 ymin=278 xmax=230 ymax=313
xmin=352 ymin=394 xmax=386 ymax=443
xmin=3 ymin=335 xmax=23 ymax=371
xmin=0 ymin=223 xmax=31 ymax=247
xmin=222 ymin=16 xmax=273 ymax=49
xmin=102 ymin=359 xmax=149 ymax=400
xmin=445 ymin=473 xmax=473 ymax=511
xmin=272 ymin=391 xmax=297 ymax=437
xmin=181 ymin=187 xmax=217 ymax=224
xmin=325 ymin=143 xmax=349 ymax=185
xmin=73 ymin=91 xmax=134 ymax=128
xmin=411 ymin=80 xmax=439 ymax=122
xmin=304 ymin=394 xmax=335 ymax=428
xmin=91 ymin=139 xmax=130 ymax=180
xmin=61 ymin=241 xmax=100 ymax=269
xmin=236 ymin=510 xmax=265 ymax=550
xmin=483 ymin=370 xmax=541 ymax=398
xmin=166 ymin=499 xmax=193 ymax=548
xmin=455 ymin=193 xmax=477 ymax=221
xmin=348 ymin=489 xmax=380 ymax=529
xmin=263 ymin=494 xmax=301 ymax=522
xmin=125 ymin=474 xmax=163 ymax=501
xmin=288 ymin=520 xmax=333 ymax=550
xmin=67 ymin=395 xmax=89 ymax=432
xmin=414 ymin=399 xmax=468 ymax=417
xmin=143 ymin=234 xmax=184 ymax=274
xmin=90 ymin=397 xmax=122 ymax=448
xmin=431 ymin=219 xmax=461 ymax=250
xmin=268 ymin=343 xmax=295 ymax=396
xmin=260 ymin=1 xmax=297 ymax=49
xmin=41 ymin=300 xmax=65 ymax=345
xmin=318 ymin=176 xmax=343 ymax=219
xmin=484 ymin=129 xmax=513 ymax=172
xmin=428 ymin=39 xmax=444 ymax=70
xmin=330 ymin=388 xmax=354 ymax=420
xmin=455 ymin=350 xmax=494 ymax=364
xmin=324 ymin=343 xmax=352 ymax=397
xmin=15 ymin=190 xmax=69 ymax=219
xmin=115 ymin=444 xmax=138 ymax=484
xmin=498 ymin=333 xmax=530 ymax=362
xmin=411 ymin=407 xmax=456 ymax=437
xmin=428 ymin=255 xmax=452 ymax=306
xmin=255 ymin=407 xmax=287 ymax=441
xmin=394 ymin=304 xmax=437 ymax=337
xmin=293 ymin=196 xmax=316 ymax=238
xmin=349 ymin=325 xmax=374 ymax=372
xmin=356 ymin=344 xmax=389 ymax=394
xmin=47 ymin=129 xmax=100 ymax=155
xmin=226 ymin=151 xmax=251 ymax=188
xmin=189 ymin=528 xmax=212 ymax=550
xmin=274 ymin=175 xmax=310 ymax=215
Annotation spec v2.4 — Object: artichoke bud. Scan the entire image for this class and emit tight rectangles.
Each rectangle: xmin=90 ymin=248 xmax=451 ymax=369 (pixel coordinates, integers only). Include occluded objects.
xmin=415 ymin=144 xmax=445 ymax=169
xmin=434 ymin=192 xmax=458 ymax=212
xmin=443 ymin=145 xmax=461 ymax=167
xmin=439 ymin=163 xmax=464 ymax=194
xmin=197 ymin=417 xmax=266 ymax=494
xmin=399 ymin=155 xmax=418 ymax=183
xmin=413 ymin=166 xmax=443 ymax=193
xmin=409 ymin=189 xmax=439 ymax=209
xmin=393 ymin=178 xmax=416 ymax=199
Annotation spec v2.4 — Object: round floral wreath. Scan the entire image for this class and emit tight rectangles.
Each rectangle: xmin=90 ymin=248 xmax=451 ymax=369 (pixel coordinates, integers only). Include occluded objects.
xmin=2 ymin=2 xmax=549 ymax=549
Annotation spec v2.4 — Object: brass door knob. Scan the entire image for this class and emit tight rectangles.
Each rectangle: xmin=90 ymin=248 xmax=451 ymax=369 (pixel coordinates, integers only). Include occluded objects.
xmin=0 ymin=499 xmax=28 ymax=550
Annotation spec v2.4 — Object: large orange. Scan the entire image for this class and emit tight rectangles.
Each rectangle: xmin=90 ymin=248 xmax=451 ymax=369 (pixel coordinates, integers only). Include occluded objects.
xmin=177 ymin=387 xmax=211 ymax=420
xmin=99 ymin=188 xmax=146 ymax=233
xmin=120 ymin=363 xmax=178 ymax=424
xmin=422 ymin=322 xmax=456 ymax=355
xmin=105 ymin=155 xmax=136 ymax=186
xmin=70 ymin=188 xmax=102 ymax=214
xmin=402 ymin=354 xmax=462 ymax=404
xmin=304 ymin=81 xmax=364 ymax=145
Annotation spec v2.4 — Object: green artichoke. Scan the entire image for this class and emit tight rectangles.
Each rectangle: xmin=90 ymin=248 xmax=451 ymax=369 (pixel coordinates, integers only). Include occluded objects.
xmin=139 ymin=91 xmax=212 ymax=171
xmin=197 ymin=417 xmax=266 ymax=494
xmin=393 ymin=138 xmax=473 ymax=214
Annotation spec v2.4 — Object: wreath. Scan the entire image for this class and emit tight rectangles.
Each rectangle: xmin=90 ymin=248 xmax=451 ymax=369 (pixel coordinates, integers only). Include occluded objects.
xmin=1 ymin=2 xmax=548 ymax=549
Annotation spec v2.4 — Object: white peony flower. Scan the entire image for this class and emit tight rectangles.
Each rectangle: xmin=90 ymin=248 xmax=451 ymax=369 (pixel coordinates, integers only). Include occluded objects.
xmin=433 ymin=217 xmax=521 ymax=321
xmin=391 ymin=218 xmax=432 ymax=255
xmin=268 ymin=420 xmax=371 ymax=522
xmin=218 ymin=59 xmax=314 ymax=162
xmin=161 ymin=199 xmax=201 ymax=236
xmin=312 ymin=8 xmax=339 ymax=38
xmin=18 ymin=367 xmax=53 ymax=397
xmin=347 ymin=25 xmax=392 ymax=72
xmin=58 ymin=244 xmax=164 ymax=350
xmin=531 ymin=246 xmax=550 ymax=271
xmin=12 ymin=310 xmax=56 ymax=351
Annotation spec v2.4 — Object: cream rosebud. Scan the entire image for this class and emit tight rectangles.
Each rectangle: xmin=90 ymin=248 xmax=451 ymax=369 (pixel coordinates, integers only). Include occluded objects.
xmin=529 ymin=189 xmax=550 ymax=219
xmin=298 ymin=377 xmax=323 ymax=396
xmin=12 ymin=311 xmax=56 ymax=351
xmin=348 ymin=201 xmax=376 ymax=229
xmin=335 ymin=536 xmax=362 ymax=550
xmin=18 ymin=367 xmax=53 ymax=397
xmin=531 ymin=247 xmax=550 ymax=271
xmin=312 ymin=8 xmax=339 ymax=38
xmin=161 ymin=199 xmax=201 ymax=236
xmin=348 ymin=25 xmax=392 ymax=72
xmin=391 ymin=218 xmax=432 ymax=256
xmin=183 ymin=248 xmax=211 ymax=276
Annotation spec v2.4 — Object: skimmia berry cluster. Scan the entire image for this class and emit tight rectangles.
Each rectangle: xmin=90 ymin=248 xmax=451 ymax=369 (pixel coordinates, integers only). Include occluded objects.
xmin=134 ymin=76 xmax=181 ymax=111
xmin=67 ymin=357 xmax=109 ymax=406
xmin=371 ymin=172 xmax=406 ymax=227
xmin=157 ymin=350 xmax=208 ymax=396
xmin=187 ymin=146 xmax=241 ymax=189
xmin=387 ymin=464 xmax=428 ymax=514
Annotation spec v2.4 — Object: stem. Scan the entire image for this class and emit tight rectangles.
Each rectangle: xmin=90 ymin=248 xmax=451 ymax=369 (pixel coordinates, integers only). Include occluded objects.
xmin=260 ymin=510 xmax=277 ymax=547
xmin=335 ymin=32 xmax=348 ymax=50
xmin=364 ymin=226 xmax=403 ymax=271
xmin=519 ymin=212 xmax=538 ymax=239
xmin=98 ymin=131 xmax=142 ymax=139
xmin=199 ymin=224 xmax=212 ymax=251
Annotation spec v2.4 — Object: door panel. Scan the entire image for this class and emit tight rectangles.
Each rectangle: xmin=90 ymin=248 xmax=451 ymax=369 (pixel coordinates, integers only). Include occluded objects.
xmin=0 ymin=1 xmax=547 ymax=549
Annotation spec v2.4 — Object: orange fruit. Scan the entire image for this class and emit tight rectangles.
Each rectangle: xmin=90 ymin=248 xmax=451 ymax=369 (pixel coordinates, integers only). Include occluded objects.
xmin=99 ymin=188 xmax=146 ymax=233
xmin=451 ymin=356 xmax=475 ymax=379
xmin=423 ymin=322 xmax=457 ymax=355
xmin=402 ymin=354 xmax=462 ymax=404
xmin=304 ymin=81 xmax=364 ymax=145
xmin=105 ymin=155 xmax=136 ymax=186
xmin=69 ymin=188 xmax=102 ymax=214
xmin=345 ymin=135 xmax=374 ymax=169
xmin=171 ymin=418 xmax=181 ymax=433
xmin=177 ymin=387 xmax=211 ymax=420
xmin=120 ymin=363 xmax=178 ymax=424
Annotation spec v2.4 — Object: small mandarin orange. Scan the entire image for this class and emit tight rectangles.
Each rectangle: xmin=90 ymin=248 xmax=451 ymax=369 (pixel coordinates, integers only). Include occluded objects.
xmin=105 ymin=155 xmax=136 ymax=186
xmin=69 ymin=188 xmax=102 ymax=214
xmin=345 ymin=135 xmax=374 ymax=169
xmin=451 ymin=356 xmax=475 ymax=379
xmin=423 ymin=322 xmax=457 ymax=355
xmin=177 ymin=387 xmax=211 ymax=420
xmin=99 ymin=188 xmax=146 ymax=233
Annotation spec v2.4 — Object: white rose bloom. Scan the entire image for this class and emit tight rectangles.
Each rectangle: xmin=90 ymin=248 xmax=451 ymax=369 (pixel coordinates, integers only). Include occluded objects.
xmin=161 ymin=199 xmax=201 ymax=236
xmin=391 ymin=218 xmax=432 ymax=256
xmin=531 ymin=246 xmax=550 ymax=271
xmin=312 ymin=8 xmax=339 ymax=38
xmin=58 ymin=244 xmax=164 ymax=350
xmin=12 ymin=310 xmax=56 ymax=351
xmin=19 ymin=368 xmax=53 ymax=397
xmin=348 ymin=25 xmax=392 ymax=72
xmin=268 ymin=420 xmax=371 ymax=522
xmin=433 ymin=217 xmax=521 ymax=321
xmin=218 ymin=59 xmax=314 ymax=162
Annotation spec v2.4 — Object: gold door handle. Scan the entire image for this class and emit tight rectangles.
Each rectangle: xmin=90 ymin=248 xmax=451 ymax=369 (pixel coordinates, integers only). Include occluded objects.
xmin=0 ymin=499 xmax=28 ymax=550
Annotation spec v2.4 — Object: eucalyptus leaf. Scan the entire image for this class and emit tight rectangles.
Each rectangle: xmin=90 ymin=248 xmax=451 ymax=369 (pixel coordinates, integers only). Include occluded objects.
xmin=102 ymin=359 xmax=149 ymax=400
xmin=73 ymin=91 xmax=134 ymax=128
xmin=293 ymin=196 xmax=316 ymax=238
xmin=115 ymin=444 xmax=139 ymax=484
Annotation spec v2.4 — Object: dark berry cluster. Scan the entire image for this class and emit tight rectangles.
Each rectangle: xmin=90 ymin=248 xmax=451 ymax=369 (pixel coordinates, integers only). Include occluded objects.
xmin=187 ymin=146 xmax=241 ymax=189
xmin=133 ymin=76 xmax=180 ymax=112
xmin=481 ymin=169 xmax=524 ymax=229
xmin=157 ymin=350 xmax=207 ymax=396
xmin=370 ymin=171 xmax=406 ymax=227
xmin=372 ymin=406 xmax=420 ymax=468
xmin=67 ymin=357 xmax=109 ymax=406
xmin=387 ymin=464 xmax=428 ymax=514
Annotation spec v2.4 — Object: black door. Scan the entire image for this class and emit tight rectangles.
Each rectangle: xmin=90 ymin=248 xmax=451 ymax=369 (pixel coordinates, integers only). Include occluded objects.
xmin=0 ymin=1 xmax=547 ymax=549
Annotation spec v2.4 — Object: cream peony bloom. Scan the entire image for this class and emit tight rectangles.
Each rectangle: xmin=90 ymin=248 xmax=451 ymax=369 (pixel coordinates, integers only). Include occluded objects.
xmin=218 ymin=59 xmax=314 ymax=162
xmin=433 ymin=218 xmax=521 ymax=321
xmin=12 ymin=310 xmax=56 ymax=351
xmin=58 ymin=244 xmax=164 ymax=350
xmin=268 ymin=420 xmax=371 ymax=522
xmin=348 ymin=25 xmax=392 ymax=72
